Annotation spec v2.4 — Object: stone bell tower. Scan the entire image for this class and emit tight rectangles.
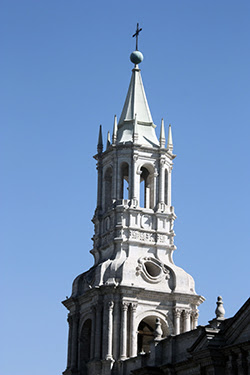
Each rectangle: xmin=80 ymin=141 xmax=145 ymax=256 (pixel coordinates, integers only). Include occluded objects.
xmin=62 ymin=45 xmax=204 ymax=375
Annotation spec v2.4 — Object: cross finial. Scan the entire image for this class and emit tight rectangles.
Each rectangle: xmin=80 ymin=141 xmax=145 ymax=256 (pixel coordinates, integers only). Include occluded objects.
xmin=132 ymin=23 xmax=142 ymax=51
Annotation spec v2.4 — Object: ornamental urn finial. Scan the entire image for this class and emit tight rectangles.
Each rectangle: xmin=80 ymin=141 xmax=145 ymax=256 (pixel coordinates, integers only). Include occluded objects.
xmin=215 ymin=296 xmax=225 ymax=318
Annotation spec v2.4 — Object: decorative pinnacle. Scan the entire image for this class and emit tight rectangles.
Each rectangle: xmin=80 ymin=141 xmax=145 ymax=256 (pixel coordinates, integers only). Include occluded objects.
xmin=167 ymin=124 xmax=173 ymax=152
xmin=160 ymin=118 xmax=166 ymax=148
xmin=97 ymin=125 xmax=103 ymax=153
xmin=112 ymin=115 xmax=117 ymax=144
xmin=132 ymin=23 xmax=142 ymax=51
xmin=106 ymin=131 xmax=111 ymax=150
xmin=215 ymin=296 xmax=225 ymax=319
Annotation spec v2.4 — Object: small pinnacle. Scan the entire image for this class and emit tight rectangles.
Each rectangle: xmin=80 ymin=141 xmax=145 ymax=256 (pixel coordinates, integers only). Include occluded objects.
xmin=97 ymin=125 xmax=103 ymax=153
xmin=106 ymin=131 xmax=111 ymax=149
xmin=160 ymin=118 xmax=166 ymax=148
xmin=112 ymin=115 xmax=117 ymax=144
xmin=167 ymin=124 xmax=173 ymax=151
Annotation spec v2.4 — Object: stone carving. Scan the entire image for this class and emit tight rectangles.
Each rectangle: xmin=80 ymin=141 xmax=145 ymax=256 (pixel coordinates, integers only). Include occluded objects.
xmin=173 ymin=308 xmax=182 ymax=318
xmin=129 ymin=230 xmax=155 ymax=243
xmin=141 ymin=215 xmax=152 ymax=229
xmin=157 ymin=233 xmax=167 ymax=243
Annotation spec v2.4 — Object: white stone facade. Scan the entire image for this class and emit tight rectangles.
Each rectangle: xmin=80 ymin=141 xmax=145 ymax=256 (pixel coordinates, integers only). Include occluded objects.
xmin=63 ymin=56 xmax=204 ymax=375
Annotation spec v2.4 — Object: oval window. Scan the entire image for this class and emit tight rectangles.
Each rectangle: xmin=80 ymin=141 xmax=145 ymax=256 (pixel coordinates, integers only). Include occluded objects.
xmin=145 ymin=262 xmax=161 ymax=277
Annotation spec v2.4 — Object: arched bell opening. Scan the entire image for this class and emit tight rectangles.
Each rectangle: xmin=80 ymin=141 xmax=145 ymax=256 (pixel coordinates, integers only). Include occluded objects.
xmin=104 ymin=167 xmax=113 ymax=211
xmin=120 ymin=162 xmax=129 ymax=200
xmin=140 ymin=165 xmax=154 ymax=209
xmin=137 ymin=315 xmax=168 ymax=354
xmin=79 ymin=319 xmax=92 ymax=374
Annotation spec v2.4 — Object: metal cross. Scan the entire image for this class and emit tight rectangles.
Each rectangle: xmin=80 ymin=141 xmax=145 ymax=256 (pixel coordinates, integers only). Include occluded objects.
xmin=132 ymin=23 xmax=142 ymax=51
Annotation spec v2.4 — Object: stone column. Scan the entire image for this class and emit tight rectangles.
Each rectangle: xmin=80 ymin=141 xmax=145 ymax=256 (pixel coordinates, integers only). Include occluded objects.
xmin=237 ymin=352 xmax=244 ymax=375
xmin=225 ymin=354 xmax=234 ymax=375
xmin=66 ymin=315 xmax=72 ymax=369
xmin=130 ymin=303 xmax=138 ymax=357
xmin=94 ymin=305 xmax=102 ymax=359
xmin=191 ymin=310 xmax=199 ymax=329
xmin=112 ymin=153 xmax=117 ymax=202
xmin=183 ymin=310 xmax=191 ymax=332
xmin=159 ymin=157 xmax=165 ymax=204
xmin=120 ymin=302 xmax=129 ymax=359
xmin=131 ymin=153 xmax=138 ymax=206
xmin=167 ymin=168 xmax=172 ymax=206
xmin=71 ymin=313 xmax=79 ymax=370
xmin=90 ymin=307 xmax=96 ymax=360
xmin=174 ymin=309 xmax=181 ymax=335
xmin=153 ymin=171 xmax=158 ymax=208
xmin=106 ymin=301 xmax=114 ymax=360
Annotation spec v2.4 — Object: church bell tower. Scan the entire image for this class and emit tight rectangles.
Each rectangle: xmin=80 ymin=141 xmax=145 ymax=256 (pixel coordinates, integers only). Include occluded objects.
xmin=62 ymin=36 xmax=204 ymax=375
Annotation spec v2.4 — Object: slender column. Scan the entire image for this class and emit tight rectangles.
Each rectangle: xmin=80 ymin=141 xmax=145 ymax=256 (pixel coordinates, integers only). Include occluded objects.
xmin=112 ymin=152 xmax=117 ymax=202
xmin=237 ymin=352 xmax=244 ymax=375
xmin=90 ymin=307 xmax=96 ymax=359
xmin=106 ymin=301 xmax=114 ymax=360
xmin=153 ymin=172 xmax=158 ymax=208
xmin=113 ymin=298 xmax=119 ymax=360
xmin=167 ymin=168 xmax=172 ymax=206
xmin=159 ymin=157 xmax=165 ymax=204
xmin=94 ymin=305 xmax=102 ymax=359
xmin=225 ymin=354 xmax=234 ymax=375
xmin=183 ymin=310 xmax=191 ymax=332
xmin=120 ymin=302 xmax=129 ymax=359
xmin=174 ymin=309 xmax=181 ymax=335
xmin=71 ymin=313 xmax=79 ymax=370
xmin=130 ymin=303 xmax=138 ymax=357
xmin=131 ymin=153 xmax=138 ymax=204
xmin=66 ymin=315 xmax=73 ymax=369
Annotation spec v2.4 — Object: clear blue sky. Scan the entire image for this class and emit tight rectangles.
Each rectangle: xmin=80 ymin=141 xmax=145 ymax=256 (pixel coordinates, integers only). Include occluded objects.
xmin=1 ymin=1 xmax=249 ymax=374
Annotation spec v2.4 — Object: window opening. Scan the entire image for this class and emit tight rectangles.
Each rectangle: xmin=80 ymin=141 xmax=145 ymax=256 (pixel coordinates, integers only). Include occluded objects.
xmin=79 ymin=319 xmax=92 ymax=372
xmin=120 ymin=163 xmax=129 ymax=200
xmin=104 ymin=167 xmax=112 ymax=210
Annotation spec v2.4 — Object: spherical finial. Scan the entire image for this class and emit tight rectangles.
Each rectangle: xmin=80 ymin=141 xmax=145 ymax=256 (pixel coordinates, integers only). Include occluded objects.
xmin=130 ymin=50 xmax=144 ymax=65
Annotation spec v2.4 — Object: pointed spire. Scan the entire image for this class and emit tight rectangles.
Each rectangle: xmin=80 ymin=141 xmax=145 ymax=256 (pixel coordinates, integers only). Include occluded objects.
xmin=118 ymin=66 xmax=153 ymax=126
xmin=112 ymin=115 xmax=117 ymax=144
xmin=160 ymin=118 xmax=166 ymax=148
xmin=106 ymin=131 xmax=111 ymax=150
xmin=97 ymin=125 xmax=103 ymax=154
xmin=133 ymin=113 xmax=139 ymax=143
xmin=167 ymin=124 xmax=173 ymax=152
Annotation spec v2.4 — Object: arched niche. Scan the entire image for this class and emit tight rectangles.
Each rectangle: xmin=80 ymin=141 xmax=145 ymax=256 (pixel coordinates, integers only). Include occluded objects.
xmin=137 ymin=314 xmax=168 ymax=354
xmin=79 ymin=318 xmax=92 ymax=373
xmin=139 ymin=164 xmax=155 ymax=209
